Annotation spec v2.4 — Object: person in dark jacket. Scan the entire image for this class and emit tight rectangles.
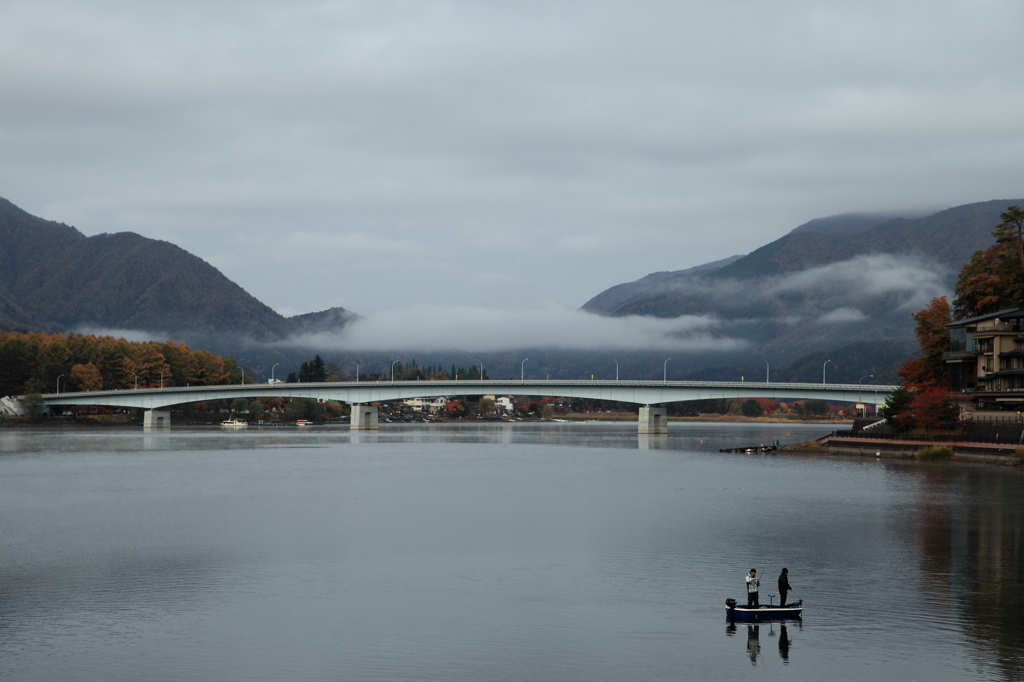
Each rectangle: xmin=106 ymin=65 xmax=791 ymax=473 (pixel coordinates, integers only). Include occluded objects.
xmin=778 ymin=568 xmax=791 ymax=606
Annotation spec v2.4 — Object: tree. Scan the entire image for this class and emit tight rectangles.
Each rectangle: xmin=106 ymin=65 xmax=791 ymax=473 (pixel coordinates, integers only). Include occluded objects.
xmin=70 ymin=363 xmax=103 ymax=392
xmin=22 ymin=392 xmax=45 ymax=422
xmin=880 ymin=386 xmax=915 ymax=431
xmin=298 ymin=355 xmax=328 ymax=382
xmin=444 ymin=400 xmax=465 ymax=418
xmin=953 ymin=206 xmax=1024 ymax=319
xmin=898 ymin=296 xmax=952 ymax=389
xmin=248 ymin=400 xmax=266 ymax=422
xmin=799 ymin=399 xmax=831 ymax=417
xmin=740 ymin=399 xmax=764 ymax=417
xmin=907 ymin=386 xmax=959 ymax=430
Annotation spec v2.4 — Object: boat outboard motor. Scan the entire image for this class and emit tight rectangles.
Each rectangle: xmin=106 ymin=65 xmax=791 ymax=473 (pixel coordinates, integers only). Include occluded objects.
xmin=726 ymin=598 xmax=737 ymax=621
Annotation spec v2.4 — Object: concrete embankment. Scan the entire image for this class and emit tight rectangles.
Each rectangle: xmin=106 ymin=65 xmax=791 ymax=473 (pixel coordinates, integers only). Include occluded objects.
xmin=788 ymin=436 xmax=1024 ymax=466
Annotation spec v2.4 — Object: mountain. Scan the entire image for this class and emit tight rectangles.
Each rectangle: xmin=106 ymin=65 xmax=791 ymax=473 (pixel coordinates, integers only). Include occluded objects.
xmin=0 ymin=196 xmax=355 ymax=342
xmin=584 ymin=201 xmax=1017 ymax=317
xmin=579 ymin=200 xmax=1024 ymax=374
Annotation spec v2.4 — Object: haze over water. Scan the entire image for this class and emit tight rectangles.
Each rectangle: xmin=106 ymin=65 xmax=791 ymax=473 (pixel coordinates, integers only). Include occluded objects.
xmin=2 ymin=422 xmax=1022 ymax=681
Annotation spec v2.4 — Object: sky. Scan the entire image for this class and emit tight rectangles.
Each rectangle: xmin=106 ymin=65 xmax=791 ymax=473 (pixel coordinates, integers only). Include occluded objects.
xmin=2 ymin=0 xmax=1023 ymax=334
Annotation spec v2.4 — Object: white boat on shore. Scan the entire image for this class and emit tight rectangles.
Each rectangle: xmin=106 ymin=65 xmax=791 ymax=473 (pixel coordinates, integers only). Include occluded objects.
xmin=221 ymin=419 xmax=248 ymax=427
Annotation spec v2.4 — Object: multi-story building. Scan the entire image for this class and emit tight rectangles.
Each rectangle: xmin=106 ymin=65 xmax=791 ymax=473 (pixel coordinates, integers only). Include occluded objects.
xmin=945 ymin=308 xmax=1024 ymax=409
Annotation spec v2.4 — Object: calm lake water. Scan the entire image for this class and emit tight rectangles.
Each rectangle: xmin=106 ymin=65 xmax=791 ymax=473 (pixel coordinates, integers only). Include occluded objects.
xmin=2 ymin=421 xmax=1023 ymax=681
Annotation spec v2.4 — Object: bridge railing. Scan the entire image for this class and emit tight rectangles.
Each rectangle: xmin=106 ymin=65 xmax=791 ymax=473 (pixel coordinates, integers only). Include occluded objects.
xmin=38 ymin=379 xmax=899 ymax=400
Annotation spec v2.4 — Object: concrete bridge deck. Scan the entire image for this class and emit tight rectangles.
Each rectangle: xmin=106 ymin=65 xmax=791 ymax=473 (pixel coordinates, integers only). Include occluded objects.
xmin=30 ymin=379 xmax=896 ymax=433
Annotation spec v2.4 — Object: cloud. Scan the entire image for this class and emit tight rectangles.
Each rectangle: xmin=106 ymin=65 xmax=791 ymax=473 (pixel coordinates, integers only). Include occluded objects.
xmin=75 ymin=326 xmax=171 ymax=343
xmin=1 ymin=1 xmax=1021 ymax=318
xmin=764 ymin=253 xmax=950 ymax=313
xmin=815 ymin=307 xmax=868 ymax=324
xmin=284 ymin=302 xmax=747 ymax=352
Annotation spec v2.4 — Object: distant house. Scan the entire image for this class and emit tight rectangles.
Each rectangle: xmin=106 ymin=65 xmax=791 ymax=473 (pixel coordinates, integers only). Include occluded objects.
xmin=403 ymin=396 xmax=450 ymax=413
xmin=494 ymin=396 xmax=514 ymax=413
xmin=945 ymin=308 xmax=1024 ymax=409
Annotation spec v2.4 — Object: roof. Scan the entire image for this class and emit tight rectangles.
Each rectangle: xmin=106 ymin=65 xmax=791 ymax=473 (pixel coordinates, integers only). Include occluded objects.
xmin=945 ymin=308 xmax=1024 ymax=328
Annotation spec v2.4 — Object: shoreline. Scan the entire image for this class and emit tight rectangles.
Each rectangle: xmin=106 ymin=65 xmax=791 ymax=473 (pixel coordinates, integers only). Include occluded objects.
xmin=782 ymin=436 xmax=1024 ymax=467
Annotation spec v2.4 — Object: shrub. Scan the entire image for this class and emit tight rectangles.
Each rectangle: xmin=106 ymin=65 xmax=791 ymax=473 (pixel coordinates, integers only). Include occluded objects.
xmin=915 ymin=445 xmax=953 ymax=460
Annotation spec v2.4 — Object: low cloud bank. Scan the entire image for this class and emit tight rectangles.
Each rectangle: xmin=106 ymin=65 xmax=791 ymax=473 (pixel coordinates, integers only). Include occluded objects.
xmin=285 ymin=303 xmax=747 ymax=352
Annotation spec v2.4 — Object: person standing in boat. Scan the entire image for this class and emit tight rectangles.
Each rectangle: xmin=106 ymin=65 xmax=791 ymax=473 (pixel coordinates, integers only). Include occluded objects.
xmin=746 ymin=568 xmax=760 ymax=607
xmin=778 ymin=568 xmax=791 ymax=607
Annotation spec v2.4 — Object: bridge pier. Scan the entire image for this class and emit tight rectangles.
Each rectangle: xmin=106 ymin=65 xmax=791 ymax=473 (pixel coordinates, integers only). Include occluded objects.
xmin=350 ymin=404 xmax=379 ymax=431
xmin=637 ymin=405 xmax=667 ymax=434
xmin=143 ymin=410 xmax=171 ymax=428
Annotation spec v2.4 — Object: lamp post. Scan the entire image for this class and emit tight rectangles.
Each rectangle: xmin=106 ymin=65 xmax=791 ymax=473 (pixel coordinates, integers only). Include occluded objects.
xmin=391 ymin=360 xmax=400 ymax=384
xmin=823 ymin=359 xmax=831 ymax=385
xmin=663 ymin=358 xmax=672 ymax=384
xmin=763 ymin=359 xmax=770 ymax=384
xmin=351 ymin=362 xmax=359 ymax=382
xmin=859 ymin=374 xmax=874 ymax=403
xmin=56 ymin=374 xmax=63 ymax=395
xmin=612 ymin=359 xmax=619 ymax=381
xmin=473 ymin=359 xmax=484 ymax=381
xmin=521 ymin=358 xmax=529 ymax=383
xmin=271 ymin=363 xmax=279 ymax=383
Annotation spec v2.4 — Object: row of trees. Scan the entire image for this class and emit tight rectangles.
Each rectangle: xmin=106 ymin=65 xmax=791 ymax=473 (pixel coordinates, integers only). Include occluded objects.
xmin=287 ymin=357 xmax=492 ymax=383
xmin=0 ymin=331 xmax=244 ymax=396
xmin=886 ymin=206 xmax=1024 ymax=431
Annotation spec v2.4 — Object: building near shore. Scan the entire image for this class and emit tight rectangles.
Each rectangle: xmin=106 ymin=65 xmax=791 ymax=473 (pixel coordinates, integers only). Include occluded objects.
xmin=945 ymin=308 xmax=1024 ymax=410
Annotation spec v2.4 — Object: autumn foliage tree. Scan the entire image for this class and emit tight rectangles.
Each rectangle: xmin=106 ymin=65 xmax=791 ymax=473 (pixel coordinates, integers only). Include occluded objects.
xmin=0 ymin=331 xmax=241 ymax=395
xmin=891 ymin=207 xmax=1024 ymax=431
xmin=953 ymin=206 xmax=1024 ymax=319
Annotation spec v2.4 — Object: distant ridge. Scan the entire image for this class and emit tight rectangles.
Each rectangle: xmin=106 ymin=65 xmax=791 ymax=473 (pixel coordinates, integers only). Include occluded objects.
xmin=583 ymin=200 xmax=1022 ymax=315
xmin=0 ymin=196 xmax=355 ymax=341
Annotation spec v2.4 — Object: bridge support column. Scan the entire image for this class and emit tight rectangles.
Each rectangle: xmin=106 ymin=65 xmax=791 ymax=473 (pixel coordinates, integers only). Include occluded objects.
xmin=143 ymin=410 xmax=171 ymax=428
xmin=350 ymin=404 xmax=379 ymax=431
xmin=638 ymin=405 xmax=667 ymax=434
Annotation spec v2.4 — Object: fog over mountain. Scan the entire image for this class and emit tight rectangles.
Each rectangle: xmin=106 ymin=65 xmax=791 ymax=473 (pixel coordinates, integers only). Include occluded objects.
xmin=3 ymin=196 xmax=1021 ymax=384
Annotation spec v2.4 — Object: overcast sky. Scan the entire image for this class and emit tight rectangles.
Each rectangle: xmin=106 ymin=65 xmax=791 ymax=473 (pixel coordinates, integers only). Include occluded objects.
xmin=2 ymin=0 xmax=1023 ymax=323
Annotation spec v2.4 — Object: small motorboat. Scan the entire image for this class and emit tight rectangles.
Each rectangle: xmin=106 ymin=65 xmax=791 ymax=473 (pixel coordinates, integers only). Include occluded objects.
xmin=725 ymin=597 xmax=802 ymax=622
xmin=295 ymin=419 xmax=313 ymax=427
xmin=220 ymin=418 xmax=248 ymax=427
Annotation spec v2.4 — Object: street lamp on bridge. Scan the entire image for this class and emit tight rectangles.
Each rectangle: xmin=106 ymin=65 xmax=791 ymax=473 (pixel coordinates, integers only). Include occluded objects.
xmin=521 ymin=358 xmax=529 ymax=383
xmin=56 ymin=374 xmax=63 ymax=395
xmin=859 ymin=374 xmax=874 ymax=403
xmin=351 ymin=362 xmax=359 ymax=382
xmin=763 ymin=359 xmax=770 ymax=383
xmin=391 ymin=360 xmax=400 ymax=383
xmin=271 ymin=363 xmax=279 ymax=383
xmin=823 ymin=359 xmax=831 ymax=385
xmin=663 ymin=358 xmax=672 ymax=384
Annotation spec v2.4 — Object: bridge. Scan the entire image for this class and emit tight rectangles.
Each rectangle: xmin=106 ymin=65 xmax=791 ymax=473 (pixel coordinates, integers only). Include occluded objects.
xmin=34 ymin=379 xmax=896 ymax=433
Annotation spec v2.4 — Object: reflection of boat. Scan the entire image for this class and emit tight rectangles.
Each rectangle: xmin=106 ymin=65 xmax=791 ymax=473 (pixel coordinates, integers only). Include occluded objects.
xmin=725 ymin=598 xmax=802 ymax=622
xmin=220 ymin=419 xmax=248 ymax=427
xmin=295 ymin=419 xmax=313 ymax=427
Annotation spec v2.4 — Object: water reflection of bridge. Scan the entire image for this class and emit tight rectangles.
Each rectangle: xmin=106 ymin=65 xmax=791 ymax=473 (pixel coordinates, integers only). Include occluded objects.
xmin=39 ymin=379 xmax=896 ymax=433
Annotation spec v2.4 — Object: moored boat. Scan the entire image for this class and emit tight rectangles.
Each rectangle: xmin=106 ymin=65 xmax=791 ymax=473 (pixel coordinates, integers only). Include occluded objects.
xmin=295 ymin=419 xmax=313 ymax=426
xmin=725 ymin=598 xmax=802 ymax=622
xmin=220 ymin=418 xmax=248 ymax=427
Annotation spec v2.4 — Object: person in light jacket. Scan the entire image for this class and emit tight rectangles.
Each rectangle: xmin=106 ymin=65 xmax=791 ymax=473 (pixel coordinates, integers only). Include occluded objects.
xmin=746 ymin=568 xmax=760 ymax=607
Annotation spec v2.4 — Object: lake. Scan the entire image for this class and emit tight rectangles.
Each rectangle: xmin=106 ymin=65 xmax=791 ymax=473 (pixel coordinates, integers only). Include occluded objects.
xmin=1 ymin=421 xmax=1022 ymax=681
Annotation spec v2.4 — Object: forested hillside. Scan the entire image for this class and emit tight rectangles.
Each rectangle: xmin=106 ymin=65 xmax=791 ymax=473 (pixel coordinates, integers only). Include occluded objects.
xmin=0 ymin=330 xmax=243 ymax=396
xmin=0 ymin=197 xmax=354 ymax=340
